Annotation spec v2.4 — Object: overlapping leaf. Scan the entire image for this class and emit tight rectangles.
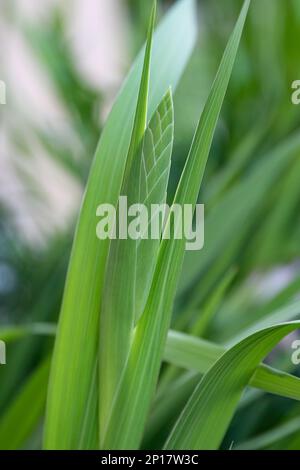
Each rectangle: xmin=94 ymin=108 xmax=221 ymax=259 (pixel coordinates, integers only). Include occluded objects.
xmin=102 ymin=0 xmax=251 ymax=450
xmin=44 ymin=0 xmax=197 ymax=449
xmin=165 ymin=321 xmax=300 ymax=449
xmin=99 ymin=88 xmax=174 ymax=435
xmin=164 ymin=327 xmax=300 ymax=401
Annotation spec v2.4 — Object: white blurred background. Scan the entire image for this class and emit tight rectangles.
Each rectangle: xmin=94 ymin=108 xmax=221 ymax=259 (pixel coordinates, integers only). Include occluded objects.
xmin=0 ymin=0 xmax=130 ymax=243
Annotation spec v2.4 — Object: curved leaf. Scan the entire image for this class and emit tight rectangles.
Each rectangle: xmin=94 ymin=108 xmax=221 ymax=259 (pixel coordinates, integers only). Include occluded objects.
xmin=165 ymin=321 xmax=300 ymax=450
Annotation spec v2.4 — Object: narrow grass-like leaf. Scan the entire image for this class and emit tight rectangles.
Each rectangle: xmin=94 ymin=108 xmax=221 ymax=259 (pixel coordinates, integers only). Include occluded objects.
xmin=133 ymin=91 xmax=174 ymax=319
xmin=165 ymin=321 xmax=300 ymax=449
xmin=205 ymin=120 xmax=268 ymax=204
xmin=189 ymin=268 xmax=236 ymax=336
xmin=227 ymin=299 xmax=300 ymax=346
xmin=102 ymin=0 xmax=250 ymax=449
xmin=99 ymin=89 xmax=174 ymax=435
xmin=236 ymin=416 xmax=300 ymax=450
xmin=98 ymin=0 xmax=156 ymax=436
xmin=5 ymin=318 xmax=298 ymax=403
xmin=180 ymin=132 xmax=300 ymax=296
xmin=0 ymin=358 xmax=50 ymax=450
xmin=254 ymin=156 xmax=300 ymax=266
xmin=286 ymin=420 xmax=300 ymax=449
xmin=122 ymin=1 xmax=156 ymax=181
xmin=0 ymin=324 xmax=56 ymax=344
xmin=214 ymin=274 xmax=300 ymax=343
xmin=0 ymin=327 xmax=29 ymax=343
xmin=44 ymin=0 xmax=197 ymax=449
xmin=164 ymin=329 xmax=300 ymax=401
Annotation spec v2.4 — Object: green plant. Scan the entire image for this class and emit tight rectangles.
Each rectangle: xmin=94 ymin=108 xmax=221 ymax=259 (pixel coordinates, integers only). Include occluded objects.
xmin=1 ymin=0 xmax=300 ymax=451
xmin=42 ymin=0 xmax=300 ymax=450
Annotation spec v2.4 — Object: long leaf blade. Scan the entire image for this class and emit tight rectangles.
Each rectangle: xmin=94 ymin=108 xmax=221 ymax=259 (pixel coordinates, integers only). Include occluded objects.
xmin=99 ymin=89 xmax=174 ymax=435
xmin=164 ymin=328 xmax=300 ymax=401
xmin=165 ymin=321 xmax=300 ymax=449
xmin=102 ymin=0 xmax=250 ymax=449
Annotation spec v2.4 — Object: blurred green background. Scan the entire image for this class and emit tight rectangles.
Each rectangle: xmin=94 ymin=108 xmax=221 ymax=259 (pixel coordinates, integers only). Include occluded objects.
xmin=0 ymin=0 xmax=300 ymax=450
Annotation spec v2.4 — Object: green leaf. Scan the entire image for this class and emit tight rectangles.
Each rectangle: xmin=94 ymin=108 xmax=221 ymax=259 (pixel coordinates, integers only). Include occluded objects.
xmin=180 ymin=131 xmax=300 ymax=298
xmin=98 ymin=0 xmax=156 ymax=437
xmin=44 ymin=0 xmax=197 ymax=450
xmin=236 ymin=415 xmax=300 ymax=450
xmin=286 ymin=417 xmax=300 ymax=450
xmin=214 ymin=274 xmax=300 ymax=343
xmin=227 ymin=299 xmax=300 ymax=346
xmin=189 ymin=268 xmax=236 ymax=336
xmin=0 ymin=358 xmax=50 ymax=450
xmin=164 ymin=329 xmax=300 ymax=401
xmin=99 ymin=89 xmax=174 ymax=435
xmin=204 ymin=120 xmax=269 ymax=204
xmin=0 ymin=327 xmax=29 ymax=343
xmin=253 ymin=156 xmax=300 ymax=266
xmin=0 ymin=324 xmax=56 ymax=344
xmin=5 ymin=317 xmax=299 ymax=403
xmin=122 ymin=1 xmax=156 ymax=182
xmin=165 ymin=321 xmax=300 ymax=450
xmin=133 ymin=90 xmax=174 ymax=319
xmin=102 ymin=0 xmax=250 ymax=450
